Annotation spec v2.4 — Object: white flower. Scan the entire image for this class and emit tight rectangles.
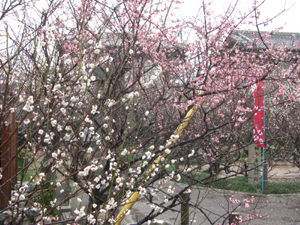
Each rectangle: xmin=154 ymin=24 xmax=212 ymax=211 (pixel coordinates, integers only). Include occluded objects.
xmin=106 ymin=99 xmax=115 ymax=107
xmin=139 ymin=188 xmax=146 ymax=196
xmin=108 ymin=198 xmax=114 ymax=205
xmin=176 ymin=174 xmax=181 ymax=181
xmin=88 ymin=39 xmax=94 ymax=45
xmin=22 ymin=104 xmax=33 ymax=112
xmin=129 ymin=49 xmax=134 ymax=55
xmin=65 ymin=58 xmax=72 ymax=65
xmin=60 ymin=107 xmax=67 ymax=115
xmin=38 ymin=129 xmax=44 ymax=135
xmin=70 ymin=96 xmax=77 ymax=102
xmin=74 ymin=208 xmax=80 ymax=215
xmin=145 ymin=151 xmax=152 ymax=159
xmin=23 ymin=119 xmax=30 ymax=125
xmin=78 ymin=171 xmax=85 ymax=176
xmin=127 ymin=92 xmax=135 ymax=99
xmin=90 ymin=75 xmax=96 ymax=81
xmin=94 ymin=49 xmax=100 ymax=54
xmin=91 ymin=105 xmax=97 ymax=114
xmin=116 ymin=177 xmax=122 ymax=183
xmin=87 ymin=147 xmax=93 ymax=154
xmin=149 ymin=145 xmax=155 ymax=150
xmin=51 ymin=119 xmax=57 ymax=127
xmin=165 ymin=148 xmax=171 ymax=154
xmin=121 ymin=149 xmax=128 ymax=156
xmin=94 ymin=177 xmax=100 ymax=183
xmin=103 ymin=124 xmax=108 ymax=128
xmin=145 ymin=111 xmax=149 ymax=116
xmin=96 ymin=41 xmax=103 ymax=48
xmin=52 ymin=152 xmax=57 ymax=159
xmin=27 ymin=96 xmax=34 ymax=104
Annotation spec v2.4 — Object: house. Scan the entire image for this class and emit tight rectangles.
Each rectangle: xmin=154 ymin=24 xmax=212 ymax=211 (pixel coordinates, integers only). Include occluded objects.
xmin=229 ymin=30 xmax=300 ymax=52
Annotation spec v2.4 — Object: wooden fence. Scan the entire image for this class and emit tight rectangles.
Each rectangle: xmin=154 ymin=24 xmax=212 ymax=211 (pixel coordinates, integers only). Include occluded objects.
xmin=0 ymin=111 xmax=18 ymax=210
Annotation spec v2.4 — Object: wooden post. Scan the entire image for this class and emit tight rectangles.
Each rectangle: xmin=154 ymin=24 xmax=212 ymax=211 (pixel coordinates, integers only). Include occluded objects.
xmin=229 ymin=212 xmax=239 ymax=225
xmin=180 ymin=192 xmax=190 ymax=225
xmin=0 ymin=111 xmax=18 ymax=210
xmin=248 ymin=144 xmax=261 ymax=185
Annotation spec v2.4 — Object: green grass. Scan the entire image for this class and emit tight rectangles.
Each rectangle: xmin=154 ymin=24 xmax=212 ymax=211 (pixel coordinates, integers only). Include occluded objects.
xmin=189 ymin=174 xmax=300 ymax=194
xmin=167 ymin=164 xmax=300 ymax=194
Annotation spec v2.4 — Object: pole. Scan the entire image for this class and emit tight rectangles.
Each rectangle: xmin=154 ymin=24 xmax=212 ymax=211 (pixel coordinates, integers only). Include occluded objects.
xmin=180 ymin=192 xmax=190 ymax=225
xmin=262 ymin=70 xmax=266 ymax=191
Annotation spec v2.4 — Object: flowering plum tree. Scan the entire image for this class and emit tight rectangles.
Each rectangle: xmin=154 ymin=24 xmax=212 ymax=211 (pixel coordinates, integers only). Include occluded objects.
xmin=0 ymin=0 xmax=299 ymax=224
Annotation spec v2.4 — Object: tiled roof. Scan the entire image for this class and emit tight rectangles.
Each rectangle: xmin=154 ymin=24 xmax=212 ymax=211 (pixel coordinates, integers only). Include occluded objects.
xmin=230 ymin=30 xmax=300 ymax=51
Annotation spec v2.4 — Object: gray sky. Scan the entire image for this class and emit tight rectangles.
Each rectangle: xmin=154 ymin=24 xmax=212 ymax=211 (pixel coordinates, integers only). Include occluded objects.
xmin=177 ymin=0 xmax=299 ymax=33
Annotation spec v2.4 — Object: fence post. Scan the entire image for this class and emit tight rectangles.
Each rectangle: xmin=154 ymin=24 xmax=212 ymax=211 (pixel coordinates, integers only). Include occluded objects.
xmin=180 ymin=192 xmax=190 ymax=225
xmin=0 ymin=111 xmax=18 ymax=210
xmin=229 ymin=212 xmax=239 ymax=225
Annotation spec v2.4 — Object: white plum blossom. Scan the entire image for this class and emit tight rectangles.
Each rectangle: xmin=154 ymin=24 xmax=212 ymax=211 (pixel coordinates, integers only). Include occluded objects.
xmin=65 ymin=58 xmax=72 ymax=65
xmin=176 ymin=174 xmax=181 ymax=181
xmin=139 ymin=187 xmax=146 ymax=196
xmin=51 ymin=119 xmax=57 ymax=127
xmin=106 ymin=99 xmax=115 ymax=108
xmin=87 ymin=147 xmax=94 ymax=154
xmin=23 ymin=119 xmax=30 ymax=124
xmin=91 ymin=105 xmax=97 ymax=114
xmin=188 ymin=150 xmax=195 ymax=157
xmin=52 ymin=152 xmax=58 ymax=158
xmin=165 ymin=148 xmax=171 ymax=154
xmin=22 ymin=103 xmax=33 ymax=112
xmin=121 ymin=149 xmax=128 ymax=156
xmin=74 ymin=206 xmax=86 ymax=222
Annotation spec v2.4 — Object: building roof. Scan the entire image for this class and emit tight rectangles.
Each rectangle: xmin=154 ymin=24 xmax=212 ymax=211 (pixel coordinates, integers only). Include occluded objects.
xmin=229 ymin=30 xmax=300 ymax=51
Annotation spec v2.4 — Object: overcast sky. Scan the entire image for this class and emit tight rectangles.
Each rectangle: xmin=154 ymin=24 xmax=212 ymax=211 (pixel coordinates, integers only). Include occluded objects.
xmin=176 ymin=0 xmax=299 ymax=33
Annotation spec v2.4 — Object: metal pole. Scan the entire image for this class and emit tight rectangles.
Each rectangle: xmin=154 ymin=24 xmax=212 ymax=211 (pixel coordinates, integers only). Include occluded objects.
xmin=262 ymin=71 xmax=266 ymax=191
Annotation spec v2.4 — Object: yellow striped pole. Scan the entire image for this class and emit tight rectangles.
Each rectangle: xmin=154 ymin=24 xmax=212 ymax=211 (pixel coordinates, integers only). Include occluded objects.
xmin=115 ymin=93 xmax=203 ymax=224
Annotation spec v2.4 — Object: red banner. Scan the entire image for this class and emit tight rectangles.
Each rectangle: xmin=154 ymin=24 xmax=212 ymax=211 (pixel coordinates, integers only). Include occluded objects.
xmin=252 ymin=81 xmax=264 ymax=147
